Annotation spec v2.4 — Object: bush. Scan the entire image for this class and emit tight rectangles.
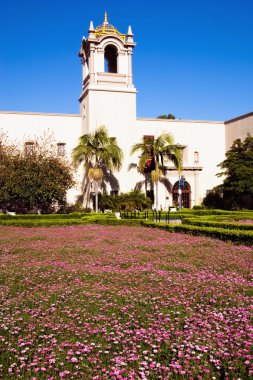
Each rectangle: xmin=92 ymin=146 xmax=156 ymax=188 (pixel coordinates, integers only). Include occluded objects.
xmin=192 ymin=205 xmax=206 ymax=210
xmin=203 ymin=135 xmax=253 ymax=210
xmin=99 ymin=194 xmax=119 ymax=212
xmin=141 ymin=221 xmax=253 ymax=245
xmin=182 ymin=217 xmax=253 ymax=230
xmin=0 ymin=134 xmax=74 ymax=213
xmin=98 ymin=191 xmax=152 ymax=212
xmin=203 ymin=187 xmax=224 ymax=209
xmin=0 ymin=213 xmax=144 ymax=227
xmin=0 ymin=218 xmax=88 ymax=227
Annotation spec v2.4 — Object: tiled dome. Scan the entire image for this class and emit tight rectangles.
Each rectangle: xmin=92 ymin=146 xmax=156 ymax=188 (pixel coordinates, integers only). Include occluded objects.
xmin=94 ymin=12 xmax=125 ymax=41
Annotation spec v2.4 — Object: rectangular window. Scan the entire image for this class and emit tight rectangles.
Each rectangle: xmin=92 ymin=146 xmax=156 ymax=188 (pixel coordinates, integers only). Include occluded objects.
xmin=57 ymin=143 xmax=66 ymax=157
xmin=194 ymin=151 xmax=199 ymax=164
xmin=25 ymin=142 xmax=34 ymax=155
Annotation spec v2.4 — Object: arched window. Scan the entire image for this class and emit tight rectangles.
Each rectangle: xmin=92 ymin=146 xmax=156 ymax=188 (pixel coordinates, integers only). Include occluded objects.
xmin=172 ymin=180 xmax=191 ymax=208
xmin=104 ymin=45 xmax=117 ymax=73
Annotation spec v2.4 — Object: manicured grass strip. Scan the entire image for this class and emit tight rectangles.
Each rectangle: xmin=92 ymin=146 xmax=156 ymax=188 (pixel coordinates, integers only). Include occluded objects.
xmin=142 ymin=221 xmax=253 ymax=245
xmin=182 ymin=218 xmax=253 ymax=230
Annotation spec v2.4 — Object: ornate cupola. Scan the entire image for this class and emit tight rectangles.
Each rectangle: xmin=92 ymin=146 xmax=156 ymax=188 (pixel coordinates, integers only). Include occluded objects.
xmin=93 ymin=12 xmax=126 ymax=41
xmin=79 ymin=12 xmax=136 ymax=92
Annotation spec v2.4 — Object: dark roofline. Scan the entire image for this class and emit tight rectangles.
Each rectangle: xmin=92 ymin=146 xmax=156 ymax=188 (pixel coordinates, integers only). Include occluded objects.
xmin=225 ymin=111 xmax=253 ymax=125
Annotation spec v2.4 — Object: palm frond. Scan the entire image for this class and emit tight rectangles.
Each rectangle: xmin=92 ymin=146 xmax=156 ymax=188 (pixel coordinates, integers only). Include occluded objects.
xmin=159 ymin=177 xmax=173 ymax=192
xmin=130 ymin=142 xmax=147 ymax=155
xmin=134 ymin=180 xmax=146 ymax=191
xmin=72 ymin=125 xmax=123 ymax=173
xmin=128 ymin=162 xmax=137 ymax=171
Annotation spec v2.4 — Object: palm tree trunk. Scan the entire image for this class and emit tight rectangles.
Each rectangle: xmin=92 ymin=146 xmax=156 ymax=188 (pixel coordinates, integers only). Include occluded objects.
xmin=95 ymin=190 xmax=98 ymax=213
xmin=93 ymin=180 xmax=99 ymax=213
xmin=155 ymin=181 xmax=158 ymax=210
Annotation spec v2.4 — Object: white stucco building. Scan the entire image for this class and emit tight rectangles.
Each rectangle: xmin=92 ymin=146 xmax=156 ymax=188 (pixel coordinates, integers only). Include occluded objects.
xmin=0 ymin=13 xmax=252 ymax=209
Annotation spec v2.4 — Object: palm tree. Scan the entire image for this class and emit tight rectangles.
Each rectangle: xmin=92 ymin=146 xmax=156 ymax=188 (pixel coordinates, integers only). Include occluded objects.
xmin=130 ymin=133 xmax=182 ymax=210
xmin=72 ymin=126 xmax=123 ymax=212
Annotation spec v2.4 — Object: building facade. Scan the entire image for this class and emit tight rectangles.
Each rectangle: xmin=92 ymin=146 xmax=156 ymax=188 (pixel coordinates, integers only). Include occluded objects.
xmin=0 ymin=13 xmax=252 ymax=209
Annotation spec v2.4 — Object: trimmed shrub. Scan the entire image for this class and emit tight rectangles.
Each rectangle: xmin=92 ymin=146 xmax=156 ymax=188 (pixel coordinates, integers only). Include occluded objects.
xmin=182 ymin=218 xmax=253 ymax=230
xmin=0 ymin=219 xmax=89 ymax=227
xmin=141 ymin=221 xmax=253 ymax=245
xmin=0 ymin=213 xmax=143 ymax=227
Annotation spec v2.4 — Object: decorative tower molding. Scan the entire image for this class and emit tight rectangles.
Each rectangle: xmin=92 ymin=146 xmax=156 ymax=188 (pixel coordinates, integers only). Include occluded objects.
xmin=88 ymin=21 xmax=95 ymax=38
xmin=126 ymin=25 xmax=134 ymax=43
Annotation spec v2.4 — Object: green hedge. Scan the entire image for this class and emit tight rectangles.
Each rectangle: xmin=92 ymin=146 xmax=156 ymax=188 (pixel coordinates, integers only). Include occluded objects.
xmin=0 ymin=212 xmax=119 ymax=221
xmin=0 ymin=216 xmax=144 ymax=227
xmin=0 ymin=219 xmax=89 ymax=227
xmin=95 ymin=218 xmax=143 ymax=226
xmin=176 ymin=209 xmax=253 ymax=217
xmin=121 ymin=209 xmax=253 ymax=221
xmin=199 ymin=214 xmax=253 ymax=222
xmin=0 ymin=213 xmax=85 ymax=220
xmin=141 ymin=221 xmax=253 ymax=245
xmin=182 ymin=217 xmax=253 ymax=230
xmin=1 ymin=209 xmax=252 ymax=222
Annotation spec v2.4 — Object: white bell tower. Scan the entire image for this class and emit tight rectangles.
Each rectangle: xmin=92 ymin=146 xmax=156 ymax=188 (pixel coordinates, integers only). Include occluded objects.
xmin=79 ymin=12 xmax=136 ymax=135
xmin=78 ymin=12 xmax=137 ymax=192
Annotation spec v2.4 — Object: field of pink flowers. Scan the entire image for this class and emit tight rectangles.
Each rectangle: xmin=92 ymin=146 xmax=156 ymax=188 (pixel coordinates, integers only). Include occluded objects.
xmin=0 ymin=225 xmax=252 ymax=379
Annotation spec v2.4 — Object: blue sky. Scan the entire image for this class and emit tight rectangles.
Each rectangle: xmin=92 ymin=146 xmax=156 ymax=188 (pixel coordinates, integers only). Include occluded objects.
xmin=0 ymin=0 xmax=252 ymax=120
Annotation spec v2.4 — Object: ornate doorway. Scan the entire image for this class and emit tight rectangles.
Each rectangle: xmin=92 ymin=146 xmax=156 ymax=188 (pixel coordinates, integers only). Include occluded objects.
xmin=172 ymin=180 xmax=191 ymax=209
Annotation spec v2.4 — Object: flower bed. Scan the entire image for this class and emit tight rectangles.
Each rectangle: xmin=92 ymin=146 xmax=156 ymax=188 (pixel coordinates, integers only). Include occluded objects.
xmin=0 ymin=225 xmax=252 ymax=379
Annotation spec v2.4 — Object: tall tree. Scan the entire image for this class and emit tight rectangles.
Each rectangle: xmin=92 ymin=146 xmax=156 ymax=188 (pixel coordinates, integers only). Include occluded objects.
xmin=72 ymin=126 xmax=123 ymax=211
xmin=217 ymin=134 xmax=253 ymax=209
xmin=130 ymin=133 xmax=182 ymax=209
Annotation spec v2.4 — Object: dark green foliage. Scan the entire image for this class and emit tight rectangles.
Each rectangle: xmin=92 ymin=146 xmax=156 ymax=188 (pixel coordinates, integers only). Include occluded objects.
xmin=157 ymin=114 xmax=176 ymax=119
xmin=118 ymin=190 xmax=152 ymax=211
xmin=204 ymin=135 xmax=253 ymax=210
xmin=202 ymin=186 xmax=224 ymax=209
xmin=99 ymin=194 xmax=120 ymax=212
xmin=0 ymin=136 xmax=74 ymax=213
xmin=99 ymin=190 xmax=152 ymax=212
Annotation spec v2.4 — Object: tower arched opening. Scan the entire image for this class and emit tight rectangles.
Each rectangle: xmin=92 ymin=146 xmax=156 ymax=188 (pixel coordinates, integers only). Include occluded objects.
xmin=104 ymin=45 xmax=118 ymax=73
